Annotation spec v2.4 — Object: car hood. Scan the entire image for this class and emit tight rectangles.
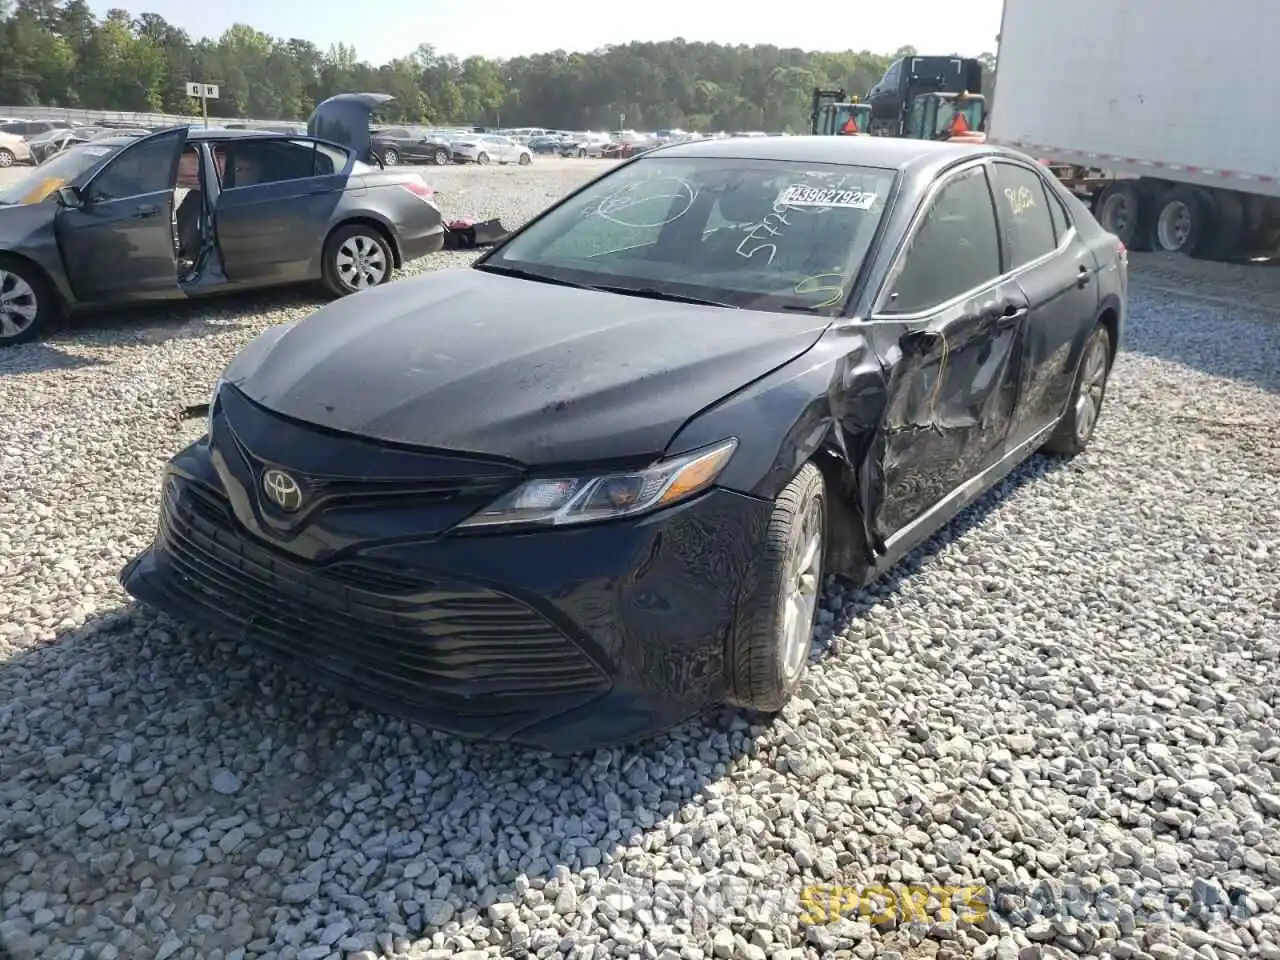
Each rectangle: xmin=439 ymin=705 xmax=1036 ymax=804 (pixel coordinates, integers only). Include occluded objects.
xmin=226 ymin=268 xmax=830 ymax=466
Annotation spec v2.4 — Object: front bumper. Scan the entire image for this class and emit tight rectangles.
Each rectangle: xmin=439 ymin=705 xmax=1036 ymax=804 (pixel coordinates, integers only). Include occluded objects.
xmin=121 ymin=405 xmax=772 ymax=753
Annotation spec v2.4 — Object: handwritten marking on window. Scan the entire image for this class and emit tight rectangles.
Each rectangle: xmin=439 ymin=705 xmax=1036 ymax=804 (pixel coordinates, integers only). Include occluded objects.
xmin=793 ymin=273 xmax=848 ymax=309
xmin=590 ymin=177 xmax=698 ymax=228
xmin=1004 ymin=185 xmax=1037 ymax=217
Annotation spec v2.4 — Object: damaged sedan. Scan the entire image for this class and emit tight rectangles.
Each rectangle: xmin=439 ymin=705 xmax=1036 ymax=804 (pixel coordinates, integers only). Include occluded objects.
xmin=122 ymin=136 xmax=1126 ymax=753
xmin=0 ymin=94 xmax=450 ymax=346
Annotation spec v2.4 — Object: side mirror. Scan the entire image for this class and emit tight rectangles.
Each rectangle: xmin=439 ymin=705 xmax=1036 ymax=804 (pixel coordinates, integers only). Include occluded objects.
xmin=55 ymin=185 xmax=84 ymax=208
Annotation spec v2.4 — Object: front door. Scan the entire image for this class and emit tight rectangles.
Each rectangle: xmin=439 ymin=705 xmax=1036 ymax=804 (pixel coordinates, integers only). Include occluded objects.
xmin=54 ymin=128 xmax=186 ymax=303
xmin=214 ymin=138 xmax=351 ymax=285
xmin=988 ymin=159 xmax=1101 ymax=444
xmin=863 ymin=161 xmax=1028 ymax=544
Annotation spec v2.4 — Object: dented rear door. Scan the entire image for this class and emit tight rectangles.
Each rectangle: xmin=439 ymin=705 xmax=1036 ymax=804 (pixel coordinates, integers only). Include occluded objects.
xmin=860 ymin=161 xmax=1028 ymax=545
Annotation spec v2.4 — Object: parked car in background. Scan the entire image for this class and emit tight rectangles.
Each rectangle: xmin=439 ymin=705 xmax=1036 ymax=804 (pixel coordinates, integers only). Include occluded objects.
xmin=29 ymin=127 xmax=151 ymax=164
xmin=560 ymin=133 xmax=611 ymax=158
xmin=0 ymin=119 xmax=73 ymax=140
xmin=0 ymin=94 xmax=447 ymax=346
xmin=0 ymin=131 xmax=33 ymax=168
xmin=119 ymin=135 xmax=1126 ymax=752
xmin=370 ymin=126 xmax=454 ymax=166
xmin=450 ymin=134 xmax=532 ymax=166
xmin=526 ymin=135 xmax=564 ymax=156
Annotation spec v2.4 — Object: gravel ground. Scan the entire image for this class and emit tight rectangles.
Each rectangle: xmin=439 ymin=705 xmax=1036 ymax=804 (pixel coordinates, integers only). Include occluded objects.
xmin=1 ymin=158 xmax=1279 ymax=960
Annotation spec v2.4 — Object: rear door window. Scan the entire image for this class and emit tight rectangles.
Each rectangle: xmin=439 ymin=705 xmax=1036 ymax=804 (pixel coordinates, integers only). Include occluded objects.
xmin=990 ymin=161 xmax=1059 ymax=270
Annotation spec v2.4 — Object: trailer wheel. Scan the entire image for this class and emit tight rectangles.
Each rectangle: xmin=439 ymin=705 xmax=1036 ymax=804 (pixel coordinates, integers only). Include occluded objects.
xmin=1095 ymin=181 xmax=1153 ymax=251
xmin=1151 ymin=185 xmax=1217 ymax=257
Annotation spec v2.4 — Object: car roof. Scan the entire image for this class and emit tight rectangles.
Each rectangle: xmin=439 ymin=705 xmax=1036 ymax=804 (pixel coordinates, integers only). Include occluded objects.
xmin=646 ymin=134 xmax=1002 ymax=177
xmin=89 ymin=128 xmax=314 ymax=149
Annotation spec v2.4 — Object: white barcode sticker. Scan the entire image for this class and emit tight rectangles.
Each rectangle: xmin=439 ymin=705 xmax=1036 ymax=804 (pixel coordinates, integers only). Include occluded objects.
xmin=775 ymin=184 xmax=877 ymax=209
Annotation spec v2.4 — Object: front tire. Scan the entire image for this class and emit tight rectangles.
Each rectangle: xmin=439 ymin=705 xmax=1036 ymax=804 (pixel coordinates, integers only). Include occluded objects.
xmin=726 ymin=462 xmax=826 ymax=714
xmin=0 ymin=148 xmax=14 ymax=168
xmin=0 ymin=257 xmax=54 ymax=347
xmin=476 ymin=152 xmax=490 ymax=166
xmin=1043 ymin=323 xmax=1112 ymax=456
xmin=322 ymin=224 xmax=393 ymax=297
xmin=433 ymin=149 xmax=450 ymax=165
xmin=382 ymin=148 xmax=399 ymax=166
xmin=518 ymin=152 xmax=531 ymax=166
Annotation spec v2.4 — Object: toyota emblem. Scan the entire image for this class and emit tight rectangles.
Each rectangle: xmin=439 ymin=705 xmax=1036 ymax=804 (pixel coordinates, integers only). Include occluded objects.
xmin=262 ymin=469 xmax=303 ymax=512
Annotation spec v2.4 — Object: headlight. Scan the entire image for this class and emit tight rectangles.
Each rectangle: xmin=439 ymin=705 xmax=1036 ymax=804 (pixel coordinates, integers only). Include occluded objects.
xmin=456 ymin=437 xmax=738 ymax=530
xmin=206 ymin=377 xmax=225 ymax=436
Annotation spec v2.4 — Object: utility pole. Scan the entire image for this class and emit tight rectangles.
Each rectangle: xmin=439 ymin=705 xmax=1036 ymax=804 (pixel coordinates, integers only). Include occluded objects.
xmin=185 ymin=81 xmax=220 ymax=127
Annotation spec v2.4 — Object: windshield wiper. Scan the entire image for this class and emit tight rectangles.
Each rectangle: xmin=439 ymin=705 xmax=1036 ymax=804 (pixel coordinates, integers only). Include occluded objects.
xmin=472 ymin=263 xmax=589 ymax=289
xmin=580 ymin=283 xmax=739 ymax=309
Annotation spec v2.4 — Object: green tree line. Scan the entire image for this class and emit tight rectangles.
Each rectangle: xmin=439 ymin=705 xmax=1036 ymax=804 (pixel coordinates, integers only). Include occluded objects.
xmin=0 ymin=0 xmax=996 ymax=131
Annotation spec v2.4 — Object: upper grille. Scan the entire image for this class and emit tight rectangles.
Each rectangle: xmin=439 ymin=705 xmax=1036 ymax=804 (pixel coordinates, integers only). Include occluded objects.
xmin=155 ymin=479 xmax=608 ymax=718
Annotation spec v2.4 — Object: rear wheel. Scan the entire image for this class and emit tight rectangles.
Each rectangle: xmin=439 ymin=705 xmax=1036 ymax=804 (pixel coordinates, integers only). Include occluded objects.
xmin=518 ymin=152 xmax=531 ymax=166
xmin=476 ymin=152 xmax=490 ymax=166
xmin=726 ymin=462 xmax=826 ymax=714
xmin=322 ymin=224 xmax=393 ymax=297
xmin=1095 ymin=181 xmax=1153 ymax=251
xmin=0 ymin=148 xmax=14 ymax=168
xmin=382 ymin=148 xmax=399 ymax=166
xmin=1151 ymin=185 xmax=1216 ymax=256
xmin=0 ymin=257 xmax=54 ymax=347
xmin=433 ymin=149 xmax=449 ymax=165
xmin=578 ymin=147 xmax=587 ymax=158
xmin=1043 ymin=323 xmax=1112 ymax=456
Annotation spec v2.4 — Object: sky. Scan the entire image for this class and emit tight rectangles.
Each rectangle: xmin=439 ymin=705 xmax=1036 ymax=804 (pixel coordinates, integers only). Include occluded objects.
xmin=90 ymin=0 xmax=1006 ymax=65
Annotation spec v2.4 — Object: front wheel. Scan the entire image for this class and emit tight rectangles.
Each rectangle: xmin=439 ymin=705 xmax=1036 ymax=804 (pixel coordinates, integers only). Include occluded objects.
xmin=382 ymin=149 xmax=399 ymax=166
xmin=476 ymin=152 xmax=490 ymax=166
xmin=726 ymin=462 xmax=826 ymax=714
xmin=433 ymin=149 xmax=450 ymax=165
xmin=0 ymin=257 xmax=54 ymax=347
xmin=518 ymin=152 xmax=531 ymax=166
xmin=578 ymin=148 xmax=587 ymax=158
xmin=0 ymin=148 xmax=14 ymax=168
xmin=1043 ymin=323 xmax=1112 ymax=456
xmin=322 ymin=224 xmax=393 ymax=297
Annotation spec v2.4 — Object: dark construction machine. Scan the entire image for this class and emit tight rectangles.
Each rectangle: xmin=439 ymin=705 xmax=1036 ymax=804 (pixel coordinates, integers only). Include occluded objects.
xmin=866 ymin=56 xmax=987 ymax=140
xmin=810 ymin=87 xmax=872 ymax=136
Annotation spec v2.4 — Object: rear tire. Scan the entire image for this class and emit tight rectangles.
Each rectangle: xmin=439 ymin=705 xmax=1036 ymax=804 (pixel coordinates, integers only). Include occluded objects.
xmin=1151 ymin=185 xmax=1217 ymax=257
xmin=1042 ymin=323 xmax=1112 ymax=456
xmin=0 ymin=148 xmax=13 ymax=168
xmin=433 ymin=149 xmax=449 ymax=165
xmin=1095 ymin=181 xmax=1153 ymax=251
xmin=0 ymin=256 xmax=54 ymax=347
xmin=321 ymin=224 xmax=394 ymax=297
xmin=726 ymin=462 xmax=826 ymax=715
xmin=518 ymin=152 xmax=531 ymax=166
xmin=476 ymin=152 xmax=490 ymax=166
xmin=578 ymin=148 xmax=587 ymax=158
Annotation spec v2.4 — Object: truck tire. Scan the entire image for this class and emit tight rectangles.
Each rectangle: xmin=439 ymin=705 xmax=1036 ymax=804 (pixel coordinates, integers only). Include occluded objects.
xmin=1199 ymin=188 xmax=1244 ymax=261
xmin=1151 ymin=185 xmax=1218 ymax=257
xmin=1095 ymin=181 xmax=1153 ymax=251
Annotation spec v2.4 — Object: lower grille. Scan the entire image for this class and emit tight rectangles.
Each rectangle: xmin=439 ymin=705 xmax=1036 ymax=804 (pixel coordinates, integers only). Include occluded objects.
xmin=155 ymin=479 xmax=608 ymax=718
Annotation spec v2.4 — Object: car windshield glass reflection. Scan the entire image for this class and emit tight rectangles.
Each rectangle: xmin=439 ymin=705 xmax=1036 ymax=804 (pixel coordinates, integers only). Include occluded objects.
xmin=0 ymin=143 xmax=119 ymax=205
xmin=480 ymin=156 xmax=897 ymax=314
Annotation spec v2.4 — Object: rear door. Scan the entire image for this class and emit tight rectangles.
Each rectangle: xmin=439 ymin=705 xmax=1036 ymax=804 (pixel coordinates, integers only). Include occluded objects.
xmin=214 ymin=137 xmax=354 ymax=284
xmin=863 ymin=161 xmax=1029 ymax=543
xmin=988 ymin=159 xmax=1100 ymax=445
xmin=54 ymin=128 xmax=185 ymax=303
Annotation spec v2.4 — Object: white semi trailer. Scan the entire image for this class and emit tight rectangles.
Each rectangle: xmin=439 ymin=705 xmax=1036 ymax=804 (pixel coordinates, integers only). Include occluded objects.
xmin=987 ymin=0 xmax=1280 ymax=260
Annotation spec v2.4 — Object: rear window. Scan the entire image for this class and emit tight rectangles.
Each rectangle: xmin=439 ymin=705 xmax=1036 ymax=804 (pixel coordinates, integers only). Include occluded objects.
xmin=484 ymin=155 xmax=897 ymax=315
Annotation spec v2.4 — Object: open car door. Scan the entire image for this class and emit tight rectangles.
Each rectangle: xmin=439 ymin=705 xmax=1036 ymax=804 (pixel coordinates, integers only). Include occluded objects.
xmin=306 ymin=92 xmax=394 ymax=163
xmin=54 ymin=127 xmax=186 ymax=303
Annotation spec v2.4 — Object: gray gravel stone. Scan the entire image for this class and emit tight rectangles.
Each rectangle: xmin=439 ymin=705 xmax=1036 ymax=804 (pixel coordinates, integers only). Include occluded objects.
xmin=0 ymin=159 xmax=1278 ymax=960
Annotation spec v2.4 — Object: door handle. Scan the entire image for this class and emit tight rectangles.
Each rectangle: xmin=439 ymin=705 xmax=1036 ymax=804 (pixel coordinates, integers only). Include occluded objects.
xmin=983 ymin=302 xmax=1027 ymax=326
xmin=133 ymin=204 xmax=159 ymax=218
xmin=1077 ymin=264 xmax=1092 ymax=287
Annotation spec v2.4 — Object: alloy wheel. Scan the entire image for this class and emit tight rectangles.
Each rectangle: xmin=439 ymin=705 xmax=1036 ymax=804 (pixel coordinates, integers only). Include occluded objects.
xmin=780 ymin=499 xmax=824 ymax=683
xmin=1074 ymin=335 xmax=1109 ymax=444
xmin=335 ymin=235 xmax=389 ymax=290
xmin=0 ymin=269 xmax=39 ymax=340
xmin=383 ymin=150 xmax=398 ymax=166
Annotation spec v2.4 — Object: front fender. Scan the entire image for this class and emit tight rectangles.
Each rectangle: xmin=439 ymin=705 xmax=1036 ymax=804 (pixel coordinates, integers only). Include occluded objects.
xmin=664 ymin=325 xmax=889 ymax=579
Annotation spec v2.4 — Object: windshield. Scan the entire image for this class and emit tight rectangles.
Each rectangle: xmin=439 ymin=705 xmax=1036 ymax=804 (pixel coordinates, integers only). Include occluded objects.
xmin=479 ymin=156 xmax=896 ymax=315
xmin=0 ymin=142 xmax=119 ymax=205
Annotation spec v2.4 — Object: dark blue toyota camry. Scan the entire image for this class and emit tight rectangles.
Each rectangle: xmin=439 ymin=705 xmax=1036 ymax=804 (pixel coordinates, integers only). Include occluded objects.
xmin=122 ymin=135 xmax=1126 ymax=753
